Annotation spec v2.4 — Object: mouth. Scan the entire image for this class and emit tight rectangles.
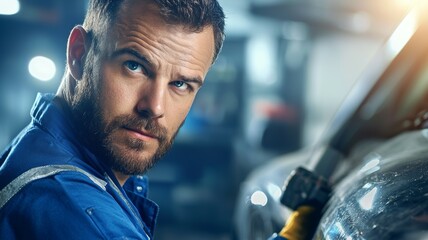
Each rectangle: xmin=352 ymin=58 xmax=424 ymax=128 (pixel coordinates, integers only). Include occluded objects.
xmin=123 ymin=126 xmax=158 ymax=140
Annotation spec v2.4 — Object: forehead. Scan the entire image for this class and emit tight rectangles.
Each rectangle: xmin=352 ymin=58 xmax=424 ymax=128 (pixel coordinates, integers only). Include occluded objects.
xmin=104 ymin=0 xmax=215 ymax=75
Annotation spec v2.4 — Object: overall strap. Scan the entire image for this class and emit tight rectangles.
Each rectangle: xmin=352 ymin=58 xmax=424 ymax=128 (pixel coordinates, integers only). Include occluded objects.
xmin=0 ymin=164 xmax=107 ymax=209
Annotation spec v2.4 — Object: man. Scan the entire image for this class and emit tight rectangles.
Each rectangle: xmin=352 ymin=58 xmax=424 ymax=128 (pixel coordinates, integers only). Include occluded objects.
xmin=0 ymin=0 xmax=225 ymax=239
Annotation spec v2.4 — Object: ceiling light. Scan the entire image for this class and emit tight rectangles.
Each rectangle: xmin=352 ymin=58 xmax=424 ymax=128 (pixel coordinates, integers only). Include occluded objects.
xmin=0 ymin=0 xmax=20 ymax=15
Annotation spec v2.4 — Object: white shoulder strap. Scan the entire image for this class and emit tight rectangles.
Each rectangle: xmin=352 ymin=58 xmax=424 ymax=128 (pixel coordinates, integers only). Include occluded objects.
xmin=0 ymin=164 xmax=107 ymax=209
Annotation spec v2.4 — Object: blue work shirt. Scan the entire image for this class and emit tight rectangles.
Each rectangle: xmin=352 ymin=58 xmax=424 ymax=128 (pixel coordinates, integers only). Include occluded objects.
xmin=0 ymin=93 xmax=159 ymax=239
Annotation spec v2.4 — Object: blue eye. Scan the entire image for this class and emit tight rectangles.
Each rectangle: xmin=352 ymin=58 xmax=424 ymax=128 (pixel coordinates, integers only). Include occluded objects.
xmin=174 ymin=81 xmax=185 ymax=88
xmin=172 ymin=81 xmax=193 ymax=93
xmin=124 ymin=61 xmax=143 ymax=73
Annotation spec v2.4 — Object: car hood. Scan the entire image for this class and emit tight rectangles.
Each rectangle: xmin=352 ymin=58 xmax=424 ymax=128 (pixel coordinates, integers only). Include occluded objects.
xmin=316 ymin=129 xmax=428 ymax=239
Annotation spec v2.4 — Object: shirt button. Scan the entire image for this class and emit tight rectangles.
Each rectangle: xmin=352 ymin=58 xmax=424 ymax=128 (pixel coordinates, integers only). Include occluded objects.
xmin=137 ymin=175 xmax=144 ymax=180
xmin=86 ymin=208 xmax=94 ymax=215
xmin=136 ymin=186 xmax=143 ymax=192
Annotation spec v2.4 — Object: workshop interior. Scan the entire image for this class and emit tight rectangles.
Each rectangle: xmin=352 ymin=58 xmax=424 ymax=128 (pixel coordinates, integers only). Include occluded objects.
xmin=1 ymin=0 xmax=427 ymax=239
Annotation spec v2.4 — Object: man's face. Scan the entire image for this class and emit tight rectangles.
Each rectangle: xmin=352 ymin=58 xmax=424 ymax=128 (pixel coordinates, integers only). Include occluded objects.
xmin=72 ymin=0 xmax=215 ymax=176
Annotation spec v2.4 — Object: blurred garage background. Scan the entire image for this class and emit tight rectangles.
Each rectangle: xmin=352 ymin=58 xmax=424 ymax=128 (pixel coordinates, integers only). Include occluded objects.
xmin=0 ymin=0 xmax=412 ymax=239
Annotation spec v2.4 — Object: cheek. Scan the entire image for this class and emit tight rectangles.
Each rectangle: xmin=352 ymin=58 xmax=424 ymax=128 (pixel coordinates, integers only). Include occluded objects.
xmin=98 ymin=70 xmax=135 ymax=120
xmin=166 ymin=98 xmax=193 ymax=131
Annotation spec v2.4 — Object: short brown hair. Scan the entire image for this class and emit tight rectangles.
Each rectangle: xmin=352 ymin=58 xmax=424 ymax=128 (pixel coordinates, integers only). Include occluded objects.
xmin=83 ymin=0 xmax=225 ymax=62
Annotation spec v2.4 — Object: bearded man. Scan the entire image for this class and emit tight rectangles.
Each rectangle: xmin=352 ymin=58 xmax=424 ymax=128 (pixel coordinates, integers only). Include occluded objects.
xmin=0 ymin=0 xmax=225 ymax=239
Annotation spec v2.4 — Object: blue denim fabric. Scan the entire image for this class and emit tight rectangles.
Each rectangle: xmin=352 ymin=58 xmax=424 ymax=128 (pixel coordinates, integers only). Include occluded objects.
xmin=0 ymin=93 xmax=158 ymax=239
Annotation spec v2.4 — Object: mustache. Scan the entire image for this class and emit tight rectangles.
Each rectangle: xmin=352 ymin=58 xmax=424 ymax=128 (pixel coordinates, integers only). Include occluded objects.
xmin=105 ymin=114 xmax=168 ymax=142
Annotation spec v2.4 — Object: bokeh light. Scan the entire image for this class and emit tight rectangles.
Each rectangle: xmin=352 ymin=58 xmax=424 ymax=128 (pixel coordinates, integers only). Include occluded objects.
xmin=28 ymin=56 xmax=57 ymax=82
xmin=0 ymin=0 xmax=20 ymax=15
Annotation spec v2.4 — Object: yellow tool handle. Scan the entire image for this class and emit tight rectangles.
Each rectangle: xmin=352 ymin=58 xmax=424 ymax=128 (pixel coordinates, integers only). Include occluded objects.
xmin=279 ymin=206 xmax=320 ymax=240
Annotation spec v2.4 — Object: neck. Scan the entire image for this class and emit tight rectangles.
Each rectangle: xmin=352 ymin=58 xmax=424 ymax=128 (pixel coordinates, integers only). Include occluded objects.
xmin=113 ymin=170 xmax=130 ymax=186
xmin=56 ymin=73 xmax=76 ymax=106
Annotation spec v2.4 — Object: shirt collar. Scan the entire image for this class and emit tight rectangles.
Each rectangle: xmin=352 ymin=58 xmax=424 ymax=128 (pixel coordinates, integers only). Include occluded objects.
xmin=30 ymin=93 xmax=110 ymax=177
xmin=31 ymin=93 xmax=159 ymax=234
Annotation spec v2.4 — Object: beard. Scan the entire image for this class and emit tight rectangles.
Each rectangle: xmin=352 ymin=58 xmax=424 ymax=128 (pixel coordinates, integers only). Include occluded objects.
xmin=70 ymin=68 xmax=181 ymax=176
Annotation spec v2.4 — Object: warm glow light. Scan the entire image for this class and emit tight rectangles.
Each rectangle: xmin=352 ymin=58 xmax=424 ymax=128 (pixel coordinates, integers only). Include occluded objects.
xmin=0 ymin=0 xmax=20 ymax=15
xmin=250 ymin=190 xmax=268 ymax=207
xmin=28 ymin=56 xmax=56 ymax=81
xmin=394 ymin=0 xmax=416 ymax=8
xmin=387 ymin=10 xmax=418 ymax=58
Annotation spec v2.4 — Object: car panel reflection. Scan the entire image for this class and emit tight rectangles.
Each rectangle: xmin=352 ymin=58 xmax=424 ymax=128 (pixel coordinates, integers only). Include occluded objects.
xmin=317 ymin=130 xmax=428 ymax=239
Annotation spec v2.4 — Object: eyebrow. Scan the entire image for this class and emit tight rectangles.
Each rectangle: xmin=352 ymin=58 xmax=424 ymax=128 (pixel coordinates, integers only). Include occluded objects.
xmin=112 ymin=47 xmax=204 ymax=87
xmin=178 ymin=75 xmax=204 ymax=88
xmin=112 ymin=47 xmax=155 ymax=69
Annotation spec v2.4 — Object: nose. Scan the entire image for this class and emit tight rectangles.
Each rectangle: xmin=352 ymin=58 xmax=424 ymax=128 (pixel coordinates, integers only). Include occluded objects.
xmin=136 ymin=81 xmax=166 ymax=119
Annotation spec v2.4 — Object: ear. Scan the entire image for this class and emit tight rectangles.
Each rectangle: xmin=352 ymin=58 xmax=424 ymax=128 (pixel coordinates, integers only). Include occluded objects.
xmin=67 ymin=25 xmax=89 ymax=81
